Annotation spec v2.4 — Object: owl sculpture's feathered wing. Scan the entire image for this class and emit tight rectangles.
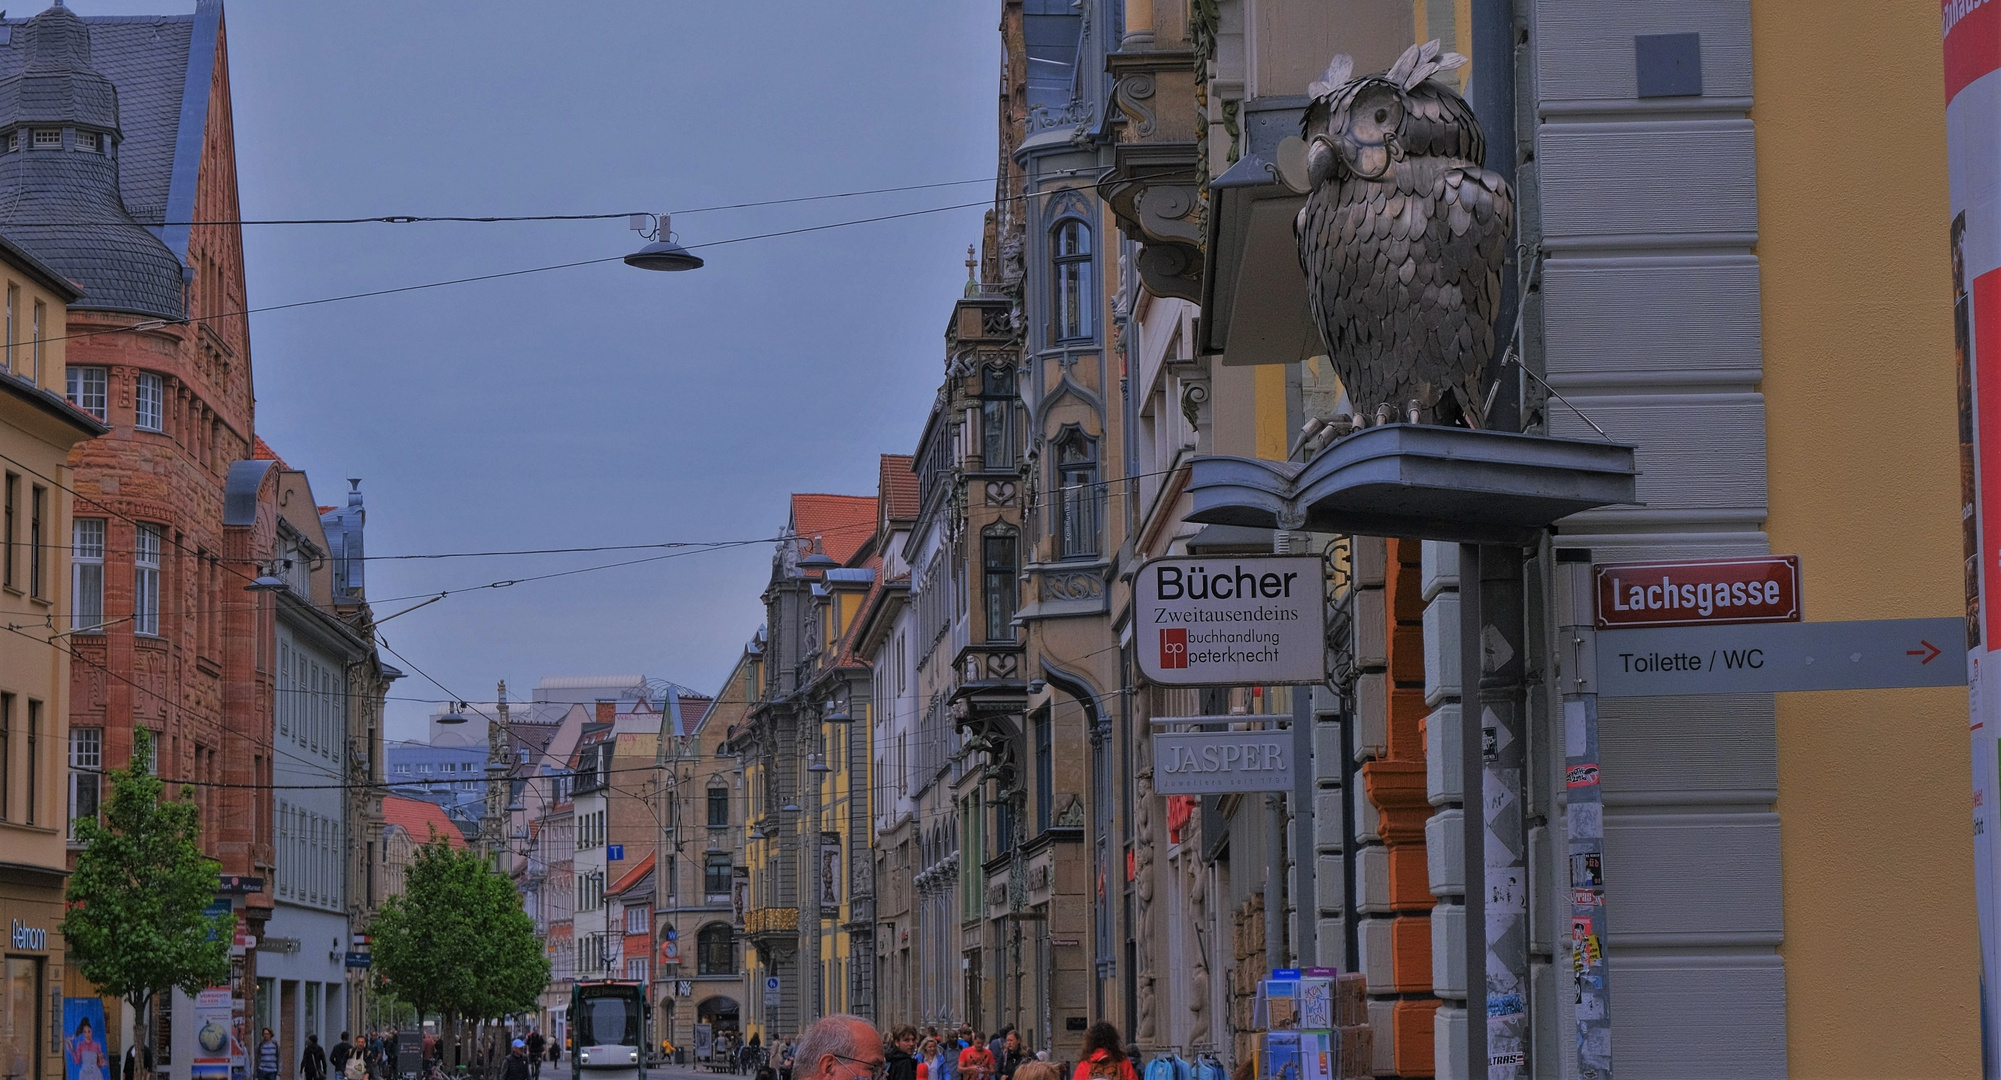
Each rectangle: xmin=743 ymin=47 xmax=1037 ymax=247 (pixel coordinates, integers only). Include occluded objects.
xmin=1295 ymin=41 xmax=1513 ymax=427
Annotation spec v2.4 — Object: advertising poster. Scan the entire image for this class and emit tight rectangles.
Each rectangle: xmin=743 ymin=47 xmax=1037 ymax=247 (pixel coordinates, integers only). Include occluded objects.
xmin=62 ymin=999 xmax=107 ymax=1080
xmin=190 ymin=989 xmax=233 ymax=1080
xmin=1947 ymin=3 xmax=2001 ymax=1074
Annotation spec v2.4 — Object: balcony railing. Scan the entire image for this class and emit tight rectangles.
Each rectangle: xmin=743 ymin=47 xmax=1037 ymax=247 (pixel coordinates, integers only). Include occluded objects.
xmin=744 ymin=907 xmax=799 ymax=935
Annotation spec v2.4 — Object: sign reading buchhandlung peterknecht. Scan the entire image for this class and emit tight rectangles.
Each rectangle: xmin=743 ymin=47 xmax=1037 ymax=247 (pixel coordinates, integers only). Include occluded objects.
xmin=1594 ymin=555 xmax=1801 ymax=629
xmin=1134 ymin=556 xmax=1325 ymax=685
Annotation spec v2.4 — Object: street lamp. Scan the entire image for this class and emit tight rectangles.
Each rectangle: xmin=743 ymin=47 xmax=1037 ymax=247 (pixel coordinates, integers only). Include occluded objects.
xmin=437 ymin=702 xmax=470 ymax=725
xmin=624 ymin=213 xmax=704 ymax=272
xmin=245 ymin=564 xmax=287 ymax=592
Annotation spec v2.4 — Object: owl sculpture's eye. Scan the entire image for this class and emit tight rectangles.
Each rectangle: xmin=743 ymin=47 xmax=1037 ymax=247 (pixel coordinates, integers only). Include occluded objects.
xmin=1335 ymin=83 xmax=1405 ymax=180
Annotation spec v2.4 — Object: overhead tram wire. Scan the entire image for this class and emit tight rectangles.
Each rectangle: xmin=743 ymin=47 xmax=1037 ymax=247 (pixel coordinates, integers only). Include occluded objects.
xmin=18 ymin=166 xmax=1122 ymax=228
xmin=7 ymin=169 xmax=1198 ymax=355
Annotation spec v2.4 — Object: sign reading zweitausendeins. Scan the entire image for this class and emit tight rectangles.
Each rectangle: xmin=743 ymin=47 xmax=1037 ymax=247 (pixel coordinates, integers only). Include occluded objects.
xmin=1134 ymin=556 xmax=1325 ymax=685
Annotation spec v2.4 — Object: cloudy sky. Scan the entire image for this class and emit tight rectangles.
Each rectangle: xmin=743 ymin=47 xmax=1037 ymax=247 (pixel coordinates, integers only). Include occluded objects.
xmin=60 ymin=1 xmax=999 ymax=738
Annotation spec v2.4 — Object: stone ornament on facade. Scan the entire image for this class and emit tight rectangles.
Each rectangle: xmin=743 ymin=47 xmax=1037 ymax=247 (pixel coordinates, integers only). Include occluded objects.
xmin=1293 ymin=40 xmax=1514 ymax=432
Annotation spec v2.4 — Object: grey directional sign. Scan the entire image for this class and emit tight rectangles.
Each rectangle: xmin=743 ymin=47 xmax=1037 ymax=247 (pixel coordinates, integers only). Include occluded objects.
xmin=1596 ymin=618 xmax=1966 ymax=697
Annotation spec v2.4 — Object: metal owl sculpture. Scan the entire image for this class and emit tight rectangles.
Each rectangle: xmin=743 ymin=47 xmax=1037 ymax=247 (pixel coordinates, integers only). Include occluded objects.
xmin=1294 ymin=40 xmax=1513 ymax=439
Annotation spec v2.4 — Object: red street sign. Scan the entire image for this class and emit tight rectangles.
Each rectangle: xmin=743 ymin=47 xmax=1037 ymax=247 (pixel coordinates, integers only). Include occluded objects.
xmin=1595 ymin=556 xmax=1801 ymax=629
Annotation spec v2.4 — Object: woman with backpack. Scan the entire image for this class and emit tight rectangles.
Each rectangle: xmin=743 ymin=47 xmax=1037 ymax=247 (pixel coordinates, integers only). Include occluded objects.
xmin=1069 ymin=1025 xmax=1136 ymax=1080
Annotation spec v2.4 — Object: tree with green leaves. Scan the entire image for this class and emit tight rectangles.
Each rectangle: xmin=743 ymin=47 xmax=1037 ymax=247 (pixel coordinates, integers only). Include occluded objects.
xmin=370 ymin=836 xmax=549 ymax=1065
xmin=63 ymin=728 xmax=234 ymax=1054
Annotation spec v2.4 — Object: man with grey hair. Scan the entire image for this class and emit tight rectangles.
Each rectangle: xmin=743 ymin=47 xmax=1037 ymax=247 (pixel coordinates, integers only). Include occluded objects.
xmin=792 ymin=1015 xmax=884 ymax=1080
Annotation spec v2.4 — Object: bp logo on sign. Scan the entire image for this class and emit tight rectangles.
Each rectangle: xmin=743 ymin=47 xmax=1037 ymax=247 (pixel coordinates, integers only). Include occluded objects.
xmin=1135 ymin=556 xmax=1325 ymax=685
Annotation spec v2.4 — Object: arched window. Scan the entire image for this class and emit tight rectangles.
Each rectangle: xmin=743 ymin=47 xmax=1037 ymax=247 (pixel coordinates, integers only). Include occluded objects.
xmin=1051 ymin=220 xmax=1093 ymax=342
xmin=697 ymin=923 xmax=734 ymax=976
xmin=981 ymin=363 xmax=1018 ymax=470
xmin=982 ymin=524 xmax=1019 ymax=643
xmin=1054 ymin=428 xmax=1101 ymax=559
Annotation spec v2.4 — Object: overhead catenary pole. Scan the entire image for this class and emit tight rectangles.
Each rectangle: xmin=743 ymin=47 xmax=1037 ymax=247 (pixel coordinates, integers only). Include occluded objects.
xmin=1555 ymin=551 xmax=1613 ymax=1079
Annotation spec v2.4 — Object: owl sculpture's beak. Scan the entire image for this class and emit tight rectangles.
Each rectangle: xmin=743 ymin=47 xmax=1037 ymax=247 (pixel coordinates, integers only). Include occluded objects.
xmin=1340 ymin=137 xmax=1395 ymax=181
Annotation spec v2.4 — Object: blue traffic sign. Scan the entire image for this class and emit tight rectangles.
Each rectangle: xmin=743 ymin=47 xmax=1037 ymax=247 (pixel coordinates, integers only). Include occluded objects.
xmin=607 ymin=844 xmax=624 ymax=860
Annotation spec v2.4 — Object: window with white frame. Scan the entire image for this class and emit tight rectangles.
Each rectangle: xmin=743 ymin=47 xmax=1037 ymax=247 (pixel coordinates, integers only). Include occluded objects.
xmin=624 ymin=905 xmax=648 ymax=935
xmin=30 ymin=300 xmax=43 ymax=382
xmin=133 ymin=524 xmax=161 ymax=635
xmin=31 ymin=129 xmax=59 ymax=149
xmin=73 ymin=131 xmax=97 ymax=153
xmin=135 ymin=373 xmax=163 ymax=432
xmin=67 ymin=727 xmax=101 ymax=839
xmin=624 ymin=957 xmax=647 ymax=983
xmin=1051 ymin=219 xmax=1093 ymax=342
xmin=70 ymin=519 xmax=103 ymax=632
xmin=67 ymin=366 xmax=106 ymax=420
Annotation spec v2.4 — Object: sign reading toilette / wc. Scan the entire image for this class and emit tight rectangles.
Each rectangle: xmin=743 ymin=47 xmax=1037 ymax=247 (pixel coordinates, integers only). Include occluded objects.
xmin=1134 ymin=556 xmax=1325 ymax=685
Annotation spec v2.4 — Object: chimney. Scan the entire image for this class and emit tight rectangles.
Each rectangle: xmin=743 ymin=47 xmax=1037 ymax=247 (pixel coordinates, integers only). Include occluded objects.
xmin=595 ymin=699 xmax=615 ymax=725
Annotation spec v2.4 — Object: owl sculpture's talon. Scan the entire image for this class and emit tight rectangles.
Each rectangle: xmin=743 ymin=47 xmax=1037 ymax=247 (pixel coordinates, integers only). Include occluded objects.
xmin=1375 ymin=403 xmax=1397 ymax=427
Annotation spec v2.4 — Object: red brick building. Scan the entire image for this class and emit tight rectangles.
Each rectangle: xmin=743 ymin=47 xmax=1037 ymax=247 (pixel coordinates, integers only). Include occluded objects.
xmin=0 ymin=0 xmax=286 ymax=1057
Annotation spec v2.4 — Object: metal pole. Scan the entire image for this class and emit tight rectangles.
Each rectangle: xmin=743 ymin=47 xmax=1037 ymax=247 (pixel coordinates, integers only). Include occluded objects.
xmin=1554 ymin=550 xmax=1613 ymax=1079
xmin=1480 ymin=548 xmax=1529 ymax=1079
xmin=1456 ymin=545 xmax=1487 ymax=1079
xmin=808 ymin=723 xmax=823 ymax=1023
xmin=1471 ymin=0 xmax=1521 ymax=432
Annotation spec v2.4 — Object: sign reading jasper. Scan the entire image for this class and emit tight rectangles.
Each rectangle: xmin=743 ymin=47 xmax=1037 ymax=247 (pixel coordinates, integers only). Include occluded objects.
xmin=1135 ymin=556 xmax=1324 ymax=685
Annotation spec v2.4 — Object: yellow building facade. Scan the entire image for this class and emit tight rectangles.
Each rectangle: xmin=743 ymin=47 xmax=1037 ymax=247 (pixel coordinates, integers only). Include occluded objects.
xmin=0 ymin=233 xmax=108 ymax=1080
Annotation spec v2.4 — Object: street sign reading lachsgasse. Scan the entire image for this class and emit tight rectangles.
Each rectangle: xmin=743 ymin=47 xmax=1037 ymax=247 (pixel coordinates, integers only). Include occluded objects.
xmin=1595 ymin=555 xmax=1801 ymax=629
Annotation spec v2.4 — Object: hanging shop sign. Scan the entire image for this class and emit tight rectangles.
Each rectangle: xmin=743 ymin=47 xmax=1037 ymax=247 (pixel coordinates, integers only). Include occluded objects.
xmin=1134 ymin=556 xmax=1325 ymax=685
xmin=1594 ymin=555 xmax=1801 ymax=629
xmin=1152 ymin=729 xmax=1296 ymax=794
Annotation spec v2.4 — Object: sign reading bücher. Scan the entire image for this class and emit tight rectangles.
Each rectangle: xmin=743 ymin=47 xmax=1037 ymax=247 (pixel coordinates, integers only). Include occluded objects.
xmin=1135 ymin=556 xmax=1325 ymax=686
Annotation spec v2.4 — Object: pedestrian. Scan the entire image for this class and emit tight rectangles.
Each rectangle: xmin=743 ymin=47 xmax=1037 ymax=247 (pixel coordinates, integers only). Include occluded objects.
xmin=995 ymin=1032 xmax=1023 ymax=1080
xmin=956 ymin=1035 xmax=994 ymax=1080
xmin=884 ymin=1026 xmax=919 ymax=1080
xmin=256 ymin=1029 xmax=280 ymax=1080
xmin=777 ymin=1039 xmax=795 ymax=1080
xmin=330 ymin=1035 xmax=352 ymax=1080
xmin=792 ymin=1015 xmax=883 ymax=1080
xmin=916 ymin=1038 xmax=938 ymax=1080
xmin=122 ymin=1041 xmax=153 ymax=1080
xmin=346 ymin=1037 xmax=368 ymax=1080
xmin=302 ymin=1035 xmax=327 ymax=1080
xmin=502 ymin=1041 xmax=530 ymax=1080
xmin=525 ymin=1031 xmax=545 ymax=1080
xmin=1068 ymin=1026 xmax=1135 ymax=1080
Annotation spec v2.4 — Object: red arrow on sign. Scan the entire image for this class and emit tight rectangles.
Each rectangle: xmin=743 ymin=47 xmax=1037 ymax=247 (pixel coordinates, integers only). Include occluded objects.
xmin=1908 ymin=640 xmax=1943 ymax=665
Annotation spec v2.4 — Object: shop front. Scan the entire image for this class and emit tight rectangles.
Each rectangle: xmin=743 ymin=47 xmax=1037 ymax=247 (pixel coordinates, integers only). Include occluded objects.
xmin=0 ymin=864 xmax=67 ymax=1080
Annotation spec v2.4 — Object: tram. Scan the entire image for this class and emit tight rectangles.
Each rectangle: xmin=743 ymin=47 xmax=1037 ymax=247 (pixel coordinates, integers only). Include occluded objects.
xmin=569 ymin=980 xmax=650 ymax=1080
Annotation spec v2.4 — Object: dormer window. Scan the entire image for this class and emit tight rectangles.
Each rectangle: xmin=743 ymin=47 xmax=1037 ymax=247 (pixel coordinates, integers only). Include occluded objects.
xmin=4 ymin=132 xmax=16 ymax=153
xmin=73 ymin=131 xmax=96 ymax=153
xmin=30 ymin=130 xmax=58 ymax=150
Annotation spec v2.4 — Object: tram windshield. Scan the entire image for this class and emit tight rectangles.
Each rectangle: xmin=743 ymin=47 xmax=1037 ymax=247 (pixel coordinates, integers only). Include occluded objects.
xmin=573 ymin=992 xmax=641 ymax=1048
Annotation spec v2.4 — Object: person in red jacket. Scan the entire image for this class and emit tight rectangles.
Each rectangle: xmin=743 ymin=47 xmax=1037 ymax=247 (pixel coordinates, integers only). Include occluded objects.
xmin=1069 ymin=1025 xmax=1136 ymax=1080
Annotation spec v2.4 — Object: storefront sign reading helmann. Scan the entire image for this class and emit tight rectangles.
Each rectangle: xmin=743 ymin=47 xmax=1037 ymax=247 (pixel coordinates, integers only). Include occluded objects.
xmin=1134 ymin=556 xmax=1325 ymax=685
xmin=1594 ymin=555 xmax=1801 ymax=629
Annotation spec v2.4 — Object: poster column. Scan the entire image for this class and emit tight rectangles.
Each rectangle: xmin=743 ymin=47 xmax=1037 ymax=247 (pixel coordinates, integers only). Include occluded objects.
xmin=1945 ymin=4 xmax=2001 ymax=1075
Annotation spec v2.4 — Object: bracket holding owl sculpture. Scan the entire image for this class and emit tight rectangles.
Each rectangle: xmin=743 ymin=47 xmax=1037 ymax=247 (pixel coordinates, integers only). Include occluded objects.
xmin=1284 ymin=40 xmax=1514 ymax=459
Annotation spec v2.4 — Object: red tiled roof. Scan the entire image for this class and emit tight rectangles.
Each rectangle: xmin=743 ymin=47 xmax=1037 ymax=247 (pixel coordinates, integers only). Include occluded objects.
xmin=381 ymin=795 xmax=468 ymax=850
xmin=252 ymin=436 xmax=288 ymax=468
xmin=879 ymin=454 xmax=920 ymax=523
xmin=609 ymin=851 xmax=656 ymax=895
xmin=790 ymin=493 xmax=878 ymax=567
